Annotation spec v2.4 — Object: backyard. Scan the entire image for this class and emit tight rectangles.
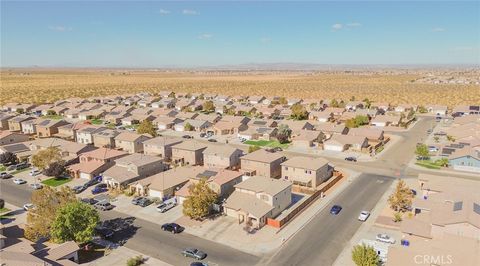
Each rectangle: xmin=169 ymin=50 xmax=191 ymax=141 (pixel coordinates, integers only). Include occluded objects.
xmin=244 ymin=140 xmax=290 ymax=149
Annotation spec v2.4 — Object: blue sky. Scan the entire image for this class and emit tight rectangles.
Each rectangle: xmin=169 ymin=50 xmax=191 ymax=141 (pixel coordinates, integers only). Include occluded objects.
xmin=1 ymin=1 xmax=479 ymax=67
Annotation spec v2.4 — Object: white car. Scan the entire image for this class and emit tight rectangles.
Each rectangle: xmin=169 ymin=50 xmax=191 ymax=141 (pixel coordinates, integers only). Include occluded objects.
xmin=157 ymin=201 xmax=176 ymax=213
xmin=13 ymin=178 xmax=27 ymax=185
xmin=358 ymin=211 xmax=370 ymax=221
xmin=30 ymin=169 xmax=41 ymax=176
xmin=376 ymin=233 xmax=396 ymax=244
xmin=30 ymin=183 xmax=43 ymax=190
xmin=23 ymin=203 xmax=35 ymax=211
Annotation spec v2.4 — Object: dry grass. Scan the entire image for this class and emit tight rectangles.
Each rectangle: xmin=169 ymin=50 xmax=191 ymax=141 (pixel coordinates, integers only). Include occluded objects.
xmin=1 ymin=69 xmax=479 ymax=107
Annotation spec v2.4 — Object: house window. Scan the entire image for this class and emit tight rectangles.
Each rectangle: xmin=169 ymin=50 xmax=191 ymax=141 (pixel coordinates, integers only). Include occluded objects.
xmin=284 ymin=166 xmax=288 ymax=170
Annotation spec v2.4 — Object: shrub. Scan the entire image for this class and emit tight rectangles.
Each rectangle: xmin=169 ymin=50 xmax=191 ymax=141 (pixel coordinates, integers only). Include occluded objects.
xmin=126 ymin=255 xmax=144 ymax=266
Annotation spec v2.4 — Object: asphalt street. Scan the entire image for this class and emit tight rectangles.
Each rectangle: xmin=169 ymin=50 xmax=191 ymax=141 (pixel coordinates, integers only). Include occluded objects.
xmin=0 ymin=180 xmax=260 ymax=266
xmin=264 ymin=174 xmax=394 ymax=266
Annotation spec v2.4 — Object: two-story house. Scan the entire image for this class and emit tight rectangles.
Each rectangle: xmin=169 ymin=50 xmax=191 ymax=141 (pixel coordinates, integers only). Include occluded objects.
xmin=224 ymin=176 xmax=292 ymax=229
xmin=240 ymin=149 xmax=286 ymax=179
xmin=68 ymin=148 xmax=128 ymax=179
xmin=76 ymin=126 xmax=107 ymax=145
xmin=203 ymin=145 xmax=243 ymax=170
xmin=0 ymin=131 xmax=29 ymax=146
xmin=142 ymin=137 xmax=183 ymax=161
xmin=114 ymin=132 xmax=151 ymax=153
xmin=281 ymin=156 xmax=333 ymax=190
xmin=171 ymin=140 xmax=208 ymax=166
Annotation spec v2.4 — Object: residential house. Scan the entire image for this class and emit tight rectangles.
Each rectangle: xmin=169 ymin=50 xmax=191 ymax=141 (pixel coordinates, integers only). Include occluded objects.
xmin=281 ymin=156 xmax=333 ymax=189
xmin=76 ymin=126 xmax=106 ymax=145
xmin=28 ymin=137 xmax=95 ymax=163
xmin=249 ymin=96 xmax=266 ymax=104
xmin=55 ymin=122 xmax=89 ymax=141
xmin=0 ymin=131 xmax=29 ymax=146
xmin=0 ymin=113 xmax=14 ymax=130
xmin=171 ymin=140 xmax=208 ymax=166
xmin=211 ymin=120 xmax=248 ymax=135
xmin=291 ymin=130 xmax=325 ymax=148
xmin=21 ymin=118 xmax=40 ymax=135
xmin=348 ymin=127 xmax=385 ymax=148
xmin=103 ymin=153 xmax=165 ymax=189
xmin=309 ymin=110 xmax=334 ymax=122
xmin=448 ymin=146 xmax=480 ymax=173
xmin=92 ymin=129 xmax=122 ymax=148
xmin=345 ymin=101 xmax=364 ymax=111
xmin=371 ymin=114 xmax=402 ymax=127
xmin=132 ymin=165 xmax=203 ymax=198
xmin=203 ymin=145 xmax=244 ymax=170
xmin=7 ymin=115 xmax=35 ymax=132
xmin=279 ymin=120 xmax=314 ymax=136
xmin=224 ymin=176 xmax=292 ymax=229
xmin=427 ymin=105 xmax=448 ymax=117
xmin=314 ymin=123 xmax=348 ymax=139
xmin=150 ymin=108 xmax=178 ymax=118
xmin=36 ymin=119 xmax=69 ymax=138
xmin=174 ymin=119 xmax=211 ymax=132
xmin=237 ymin=126 xmax=278 ymax=141
xmin=68 ymin=148 xmax=128 ymax=179
xmin=323 ymin=134 xmax=368 ymax=152
xmin=394 ymin=104 xmax=417 ymax=113
xmin=152 ymin=116 xmax=183 ymax=130
xmin=176 ymin=112 xmax=199 ymax=120
xmin=151 ymin=98 xmax=176 ymax=109
xmin=240 ymin=149 xmax=285 ymax=179
xmin=143 ymin=136 xmax=183 ymax=160
xmin=194 ymin=113 xmax=222 ymax=124
xmin=255 ymin=106 xmax=280 ymax=119
xmin=114 ymin=132 xmax=151 ymax=153
xmin=451 ymin=105 xmax=480 ymax=117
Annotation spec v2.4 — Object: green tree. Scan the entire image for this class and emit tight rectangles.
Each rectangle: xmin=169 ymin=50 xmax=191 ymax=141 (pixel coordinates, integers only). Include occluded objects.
xmin=137 ymin=119 xmax=157 ymax=137
xmin=202 ymin=100 xmax=215 ymax=112
xmin=418 ymin=106 xmax=428 ymax=113
xmin=446 ymin=135 xmax=455 ymax=142
xmin=388 ymin=180 xmax=414 ymax=213
xmin=50 ymin=201 xmax=99 ymax=243
xmin=248 ymin=145 xmax=261 ymax=153
xmin=43 ymin=161 xmax=66 ymax=178
xmin=351 ymin=244 xmax=380 ymax=266
xmin=0 ymin=152 xmax=18 ymax=165
xmin=277 ymin=124 xmax=292 ymax=144
xmin=182 ymin=178 xmax=218 ymax=220
xmin=290 ymin=104 xmax=308 ymax=120
xmin=16 ymin=108 xmax=24 ymax=114
xmin=346 ymin=115 xmax=370 ymax=128
xmin=278 ymin=97 xmax=288 ymax=105
xmin=46 ymin=110 xmax=57 ymax=116
xmin=126 ymin=255 xmax=144 ymax=266
xmin=25 ymin=186 xmax=77 ymax=241
xmin=31 ymin=146 xmax=62 ymax=170
xmin=415 ymin=144 xmax=429 ymax=160
xmin=433 ymin=136 xmax=440 ymax=143
xmin=363 ymin=98 xmax=372 ymax=109
xmin=184 ymin=122 xmax=194 ymax=131
xmin=435 ymin=158 xmax=449 ymax=167
xmin=330 ymin=99 xmax=340 ymax=108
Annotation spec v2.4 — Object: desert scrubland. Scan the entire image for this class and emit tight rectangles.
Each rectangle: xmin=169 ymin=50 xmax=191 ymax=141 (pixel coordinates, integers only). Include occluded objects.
xmin=1 ymin=69 xmax=479 ymax=106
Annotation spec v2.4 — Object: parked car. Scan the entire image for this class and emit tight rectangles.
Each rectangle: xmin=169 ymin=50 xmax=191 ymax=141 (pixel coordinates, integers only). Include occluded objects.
xmin=73 ymin=185 xmax=87 ymax=194
xmin=358 ymin=211 xmax=370 ymax=221
xmin=190 ymin=262 xmax=209 ymax=266
xmin=161 ymin=223 xmax=183 ymax=234
xmin=207 ymin=139 xmax=217 ymax=143
xmin=23 ymin=203 xmax=35 ymax=211
xmin=181 ymin=248 xmax=207 ymax=260
xmin=81 ymin=198 xmax=98 ymax=205
xmin=0 ymin=172 xmax=13 ymax=179
xmin=272 ymin=147 xmax=283 ymax=152
xmin=29 ymin=169 xmax=41 ymax=176
xmin=344 ymin=156 xmax=357 ymax=162
xmin=157 ymin=201 xmax=176 ymax=213
xmin=13 ymin=178 xmax=27 ymax=185
xmin=138 ymin=198 xmax=152 ymax=207
xmin=84 ymin=178 xmax=100 ymax=187
xmin=94 ymin=201 xmax=114 ymax=211
xmin=30 ymin=183 xmax=43 ymax=190
xmin=6 ymin=165 xmax=17 ymax=171
xmin=199 ymin=132 xmax=206 ymax=138
xmin=330 ymin=205 xmax=342 ymax=215
xmin=182 ymin=135 xmax=193 ymax=139
xmin=92 ymin=184 xmax=108 ymax=194
xmin=376 ymin=233 xmax=396 ymax=244
xmin=96 ymin=227 xmax=114 ymax=239
xmin=14 ymin=163 xmax=30 ymax=171
xmin=131 ymin=196 xmax=145 ymax=205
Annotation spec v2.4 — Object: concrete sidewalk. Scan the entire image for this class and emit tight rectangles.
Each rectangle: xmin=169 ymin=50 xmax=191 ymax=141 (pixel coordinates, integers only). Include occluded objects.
xmin=88 ymin=246 xmax=172 ymax=266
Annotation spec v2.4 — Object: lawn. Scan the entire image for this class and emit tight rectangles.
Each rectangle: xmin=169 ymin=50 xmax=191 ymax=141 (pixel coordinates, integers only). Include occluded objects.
xmin=415 ymin=160 xmax=441 ymax=170
xmin=90 ymin=119 xmax=104 ymax=125
xmin=41 ymin=177 xmax=72 ymax=187
xmin=0 ymin=207 xmax=11 ymax=214
xmin=0 ymin=165 xmax=5 ymax=171
xmin=244 ymin=140 xmax=290 ymax=149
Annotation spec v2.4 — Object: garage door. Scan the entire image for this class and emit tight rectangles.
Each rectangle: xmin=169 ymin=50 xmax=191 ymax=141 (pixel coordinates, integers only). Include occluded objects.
xmin=80 ymin=172 xmax=92 ymax=180
xmin=149 ymin=190 xmax=163 ymax=198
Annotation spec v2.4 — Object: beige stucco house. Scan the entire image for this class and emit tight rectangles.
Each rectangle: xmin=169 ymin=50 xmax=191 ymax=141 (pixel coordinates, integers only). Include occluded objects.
xmin=240 ymin=149 xmax=286 ymax=179
xmin=281 ymin=156 xmax=333 ymax=189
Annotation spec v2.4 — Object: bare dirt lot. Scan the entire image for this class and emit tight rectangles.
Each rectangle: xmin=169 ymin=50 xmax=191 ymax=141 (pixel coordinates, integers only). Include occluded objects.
xmin=1 ymin=69 xmax=479 ymax=106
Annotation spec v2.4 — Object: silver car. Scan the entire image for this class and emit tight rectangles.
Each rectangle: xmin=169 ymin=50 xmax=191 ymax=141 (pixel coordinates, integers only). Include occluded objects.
xmin=157 ymin=201 xmax=176 ymax=213
xmin=376 ymin=233 xmax=395 ymax=244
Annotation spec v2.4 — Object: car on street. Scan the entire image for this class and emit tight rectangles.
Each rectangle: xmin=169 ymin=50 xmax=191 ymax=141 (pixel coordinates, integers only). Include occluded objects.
xmin=13 ymin=178 xmax=27 ymax=185
xmin=272 ymin=147 xmax=283 ymax=152
xmin=376 ymin=233 xmax=396 ymax=244
xmin=330 ymin=205 xmax=342 ymax=215
xmin=182 ymin=135 xmax=193 ymax=139
xmin=29 ymin=169 xmax=42 ymax=176
xmin=14 ymin=163 xmax=30 ymax=171
xmin=92 ymin=184 xmax=108 ymax=194
xmin=131 ymin=196 xmax=145 ymax=205
xmin=0 ymin=172 xmax=13 ymax=179
xmin=190 ymin=262 xmax=209 ymax=266
xmin=73 ymin=185 xmax=87 ymax=194
xmin=138 ymin=197 xmax=152 ymax=207
xmin=344 ymin=156 xmax=357 ymax=162
xmin=30 ymin=183 xmax=43 ymax=190
xmin=96 ymin=227 xmax=114 ymax=239
xmin=81 ymin=198 xmax=98 ymax=205
xmin=84 ymin=178 xmax=100 ymax=187
xmin=199 ymin=132 xmax=206 ymax=138
xmin=207 ymin=139 xmax=217 ymax=142
xmin=157 ymin=201 xmax=176 ymax=213
xmin=161 ymin=223 xmax=183 ymax=234
xmin=181 ymin=248 xmax=207 ymax=260
xmin=23 ymin=203 xmax=35 ymax=211
xmin=358 ymin=211 xmax=370 ymax=221
xmin=94 ymin=201 xmax=114 ymax=211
